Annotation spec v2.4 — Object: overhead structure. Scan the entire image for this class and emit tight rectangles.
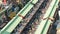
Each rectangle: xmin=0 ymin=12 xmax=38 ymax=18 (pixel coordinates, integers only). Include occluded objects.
xmin=0 ymin=0 xmax=59 ymax=34
xmin=0 ymin=0 xmax=38 ymax=34
xmin=34 ymin=0 xmax=59 ymax=34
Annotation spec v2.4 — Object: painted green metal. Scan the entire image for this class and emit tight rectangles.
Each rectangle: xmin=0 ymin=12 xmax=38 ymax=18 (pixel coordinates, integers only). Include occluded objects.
xmin=41 ymin=0 xmax=59 ymax=34
xmin=0 ymin=0 xmax=38 ymax=34
xmin=34 ymin=0 xmax=59 ymax=34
